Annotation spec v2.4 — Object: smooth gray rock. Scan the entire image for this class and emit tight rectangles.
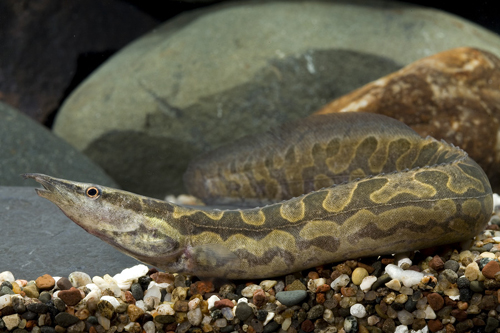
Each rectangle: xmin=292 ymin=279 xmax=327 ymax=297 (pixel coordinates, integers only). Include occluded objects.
xmin=0 ymin=186 xmax=142 ymax=280
xmin=53 ymin=0 xmax=500 ymax=199
xmin=0 ymin=102 xmax=117 ymax=187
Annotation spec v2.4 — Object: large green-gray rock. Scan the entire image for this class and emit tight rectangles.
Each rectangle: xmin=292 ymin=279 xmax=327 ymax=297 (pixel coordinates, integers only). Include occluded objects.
xmin=0 ymin=102 xmax=117 ymax=187
xmin=53 ymin=0 xmax=500 ymax=199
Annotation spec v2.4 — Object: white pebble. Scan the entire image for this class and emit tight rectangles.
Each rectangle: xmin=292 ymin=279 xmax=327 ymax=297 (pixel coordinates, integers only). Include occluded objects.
xmin=92 ymin=275 xmax=121 ymax=297
xmin=187 ymin=307 xmax=203 ymax=326
xmin=307 ymin=278 xmax=326 ymax=292
xmin=330 ymin=274 xmax=350 ymax=290
xmin=113 ymin=265 xmax=149 ymax=290
xmin=259 ymin=280 xmax=277 ymax=291
xmin=350 ymin=304 xmax=366 ymax=318
xmin=124 ymin=322 xmax=136 ymax=331
xmin=144 ymin=283 xmax=161 ymax=302
xmin=424 ymin=305 xmax=436 ymax=320
xmin=2 ymin=313 xmax=20 ymax=331
xmin=207 ymin=295 xmax=220 ymax=309
xmin=143 ymin=321 xmax=155 ymax=333
xmin=0 ymin=294 xmax=14 ymax=310
xmin=100 ymin=296 xmax=120 ymax=308
xmin=0 ymin=271 xmax=15 ymax=283
xmin=281 ymin=317 xmax=292 ymax=330
xmin=215 ymin=318 xmax=227 ymax=328
xmin=221 ymin=307 xmax=234 ymax=320
xmin=188 ymin=298 xmax=200 ymax=310
xmin=156 ymin=303 xmax=175 ymax=315
xmin=323 ymin=309 xmax=334 ymax=323
xmin=97 ymin=313 xmax=110 ymax=330
xmin=83 ymin=289 xmax=101 ymax=303
xmin=360 ymin=276 xmax=377 ymax=291
xmin=241 ymin=284 xmax=262 ymax=297
xmin=237 ymin=297 xmax=249 ymax=304
xmin=385 ymin=279 xmax=401 ymax=291
xmin=263 ymin=311 xmax=275 ymax=325
xmin=69 ymin=271 xmax=91 ymax=287
xmin=135 ymin=300 xmax=146 ymax=312
xmin=395 ymin=325 xmax=409 ymax=333
xmin=386 ymin=264 xmax=423 ymax=287
xmin=367 ymin=315 xmax=380 ymax=326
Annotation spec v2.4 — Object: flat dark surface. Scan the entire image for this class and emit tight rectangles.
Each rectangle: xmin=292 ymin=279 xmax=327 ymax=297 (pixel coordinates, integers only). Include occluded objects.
xmin=0 ymin=186 xmax=143 ymax=281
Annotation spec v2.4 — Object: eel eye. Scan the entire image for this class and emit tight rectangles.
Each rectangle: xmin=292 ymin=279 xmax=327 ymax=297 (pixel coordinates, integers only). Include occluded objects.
xmin=86 ymin=186 xmax=101 ymax=199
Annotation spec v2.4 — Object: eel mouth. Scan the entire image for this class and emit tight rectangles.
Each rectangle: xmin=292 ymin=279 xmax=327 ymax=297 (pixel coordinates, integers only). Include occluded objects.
xmin=22 ymin=173 xmax=60 ymax=200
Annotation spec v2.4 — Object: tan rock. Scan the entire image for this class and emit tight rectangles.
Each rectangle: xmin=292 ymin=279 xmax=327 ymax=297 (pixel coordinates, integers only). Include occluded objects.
xmin=35 ymin=274 xmax=55 ymax=290
xmin=315 ymin=47 xmax=500 ymax=190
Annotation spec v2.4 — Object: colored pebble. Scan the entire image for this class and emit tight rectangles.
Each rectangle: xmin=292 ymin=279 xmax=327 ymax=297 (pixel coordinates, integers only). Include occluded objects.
xmin=3 ymin=213 xmax=500 ymax=333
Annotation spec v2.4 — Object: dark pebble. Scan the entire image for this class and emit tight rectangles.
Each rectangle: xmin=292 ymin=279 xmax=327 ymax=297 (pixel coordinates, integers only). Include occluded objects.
xmin=21 ymin=311 xmax=38 ymax=320
xmin=459 ymin=288 xmax=472 ymax=302
xmin=457 ymin=277 xmax=470 ymax=289
xmin=211 ymin=309 xmax=222 ymax=319
xmin=154 ymin=315 xmax=176 ymax=324
xmin=27 ymin=302 xmax=49 ymax=314
xmin=0 ymin=286 xmax=14 ymax=296
xmin=1 ymin=281 xmax=13 ymax=289
xmin=40 ymin=326 xmax=56 ymax=333
xmin=470 ymin=281 xmax=485 ymax=293
xmin=56 ymin=277 xmax=73 ymax=291
xmin=263 ymin=321 xmax=280 ymax=333
xmin=138 ymin=276 xmax=152 ymax=291
xmin=276 ymin=290 xmax=307 ymax=307
xmin=404 ymin=298 xmax=417 ymax=312
xmin=220 ymin=325 xmax=235 ymax=333
xmin=444 ymin=260 xmax=460 ymax=272
xmin=235 ymin=302 xmax=253 ymax=321
xmin=382 ymin=318 xmax=396 ymax=333
xmin=256 ymin=310 xmax=268 ymax=322
xmin=39 ymin=291 xmax=52 ymax=303
xmin=128 ymin=283 xmax=143 ymax=301
xmin=441 ymin=269 xmax=458 ymax=284
xmin=86 ymin=316 xmax=99 ymax=325
xmin=177 ymin=321 xmax=192 ymax=333
xmin=371 ymin=274 xmax=391 ymax=290
xmin=485 ymin=317 xmax=499 ymax=332
xmin=55 ymin=312 xmax=80 ymax=328
xmin=12 ymin=329 xmax=28 ymax=333
xmin=250 ymin=318 xmax=263 ymax=332
xmin=12 ymin=296 xmax=26 ymax=313
xmin=53 ymin=298 xmax=66 ymax=312
xmin=307 ymin=304 xmax=324 ymax=320
xmin=456 ymin=319 xmax=474 ymax=333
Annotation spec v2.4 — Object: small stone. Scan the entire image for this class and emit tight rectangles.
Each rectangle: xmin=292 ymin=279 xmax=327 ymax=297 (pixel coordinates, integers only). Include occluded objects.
xmin=187 ymin=307 xmax=203 ymax=326
xmin=351 ymin=268 xmax=369 ymax=285
xmin=482 ymin=260 xmax=500 ymax=279
xmin=68 ymin=272 xmax=91 ymax=287
xmin=190 ymin=281 xmax=214 ymax=295
xmin=127 ymin=304 xmax=144 ymax=322
xmin=58 ymin=287 xmax=82 ymax=306
xmin=22 ymin=284 xmax=39 ymax=299
xmin=275 ymin=290 xmax=307 ymax=306
xmin=444 ymin=260 xmax=460 ymax=272
xmin=464 ymin=262 xmax=480 ymax=281
xmin=397 ymin=309 xmax=414 ymax=325
xmin=259 ymin=280 xmax=277 ymax=291
xmin=300 ymin=319 xmax=314 ymax=333
xmin=221 ymin=307 xmax=234 ymax=321
xmin=307 ymin=304 xmax=324 ymax=320
xmin=428 ymin=256 xmax=445 ymax=271
xmin=150 ymin=272 xmax=175 ymax=284
xmin=35 ymin=274 xmax=55 ymax=290
xmin=485 ymin=317 xmax=499 ymax=332
xmin=214 ymin=299 xmax=234 ymax=309
xmin=235 ymin=302 xmax=253 ymax=321
xmin=427 ymin=293 xmax=444 ymax=311
xmin=350 ymin=304 xmax=366 ymax=318
xmin=427 ymin=319 xmax=443 ymax=333
xmin=97 ymin=300 xmax=115 ymax=319
xmin=130 ymin=283 xmax=143 ymax=301
xmin=3 ymin=313 xmax=20 ymax=330
xmin=55 ymin=312 xmax=80 ymax=328
xmin=56 ymin=277 xmax=73 ymax=291
xmin=286 ymin=280 xmax=306 ymax=291
xmin=441 ymin=269 xmax=458 ymax=284
xmin=252 ymin=289 xmax=267 ymax=307
xmin=385 ymin=279 xmax=401 ymax=291
xmin=27 ymin=303 xmax=49 ymax=314
xmin=344 ymin=316 xmax=358 ymax=333
xmin=469 ymin=280 xmax=485 ymax=293
xmin=359 ymin=276 xmax=377 ymax=291
xmin=330 ymin=274 xmax=350 ymax=290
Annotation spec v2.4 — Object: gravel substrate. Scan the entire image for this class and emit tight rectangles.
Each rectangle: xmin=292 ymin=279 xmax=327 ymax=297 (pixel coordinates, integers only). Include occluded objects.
xmin=3 ymin=213 xmax=500 ymax=333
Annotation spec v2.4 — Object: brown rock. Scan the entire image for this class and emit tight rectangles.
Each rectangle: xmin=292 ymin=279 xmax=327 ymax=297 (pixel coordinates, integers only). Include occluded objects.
xmin=445 ymin=323 xmax=456 ymax=333
xmin=190 ymin=281 xmax=214 ymax=295
xmin=428 ymin=319 xmax=444 ymax=333
xmin=316 ymin=284 xmax=330 ymax=293
xmin=307 ymin=272 xmax=319 ymax=280
xmin=0 ymin=0 xmax=158 ymax=122
xmin=173 ymin=300 xmax=189 ymax=312
xmin=35 ymin=274 xmax=55 ymax=290
xmin=428 ymin=256 xmax=445 ymax=271
xmin=451 ymin=309 xmax=467 ymax=321
xmin=58 ymin=287 xmax=83 ymax=306
xmin=482 ymin=260 xmax=500 ymax=279
xmin=56 ymin=277 xmax=73 ymax=291
xmin=252 ymin=289 xmax=267 ymax=308
xmin=316 ymin=293 xmax=326 ymax=304
xmin=316 ymin=47 xmax=500 ymax=191
xmin=357 ymin=262 xmax=375 ymax=274
xmin=124 ymin=291 xmax=136 ymax=304
xmin=301 ymin=319 xmax=314 ymax=333
xmin=341 ymin=287 xmax=356 ymax=297
xmin=214 ymin=299 xmax=234 ymax=309
xmin=427 ymin=293 xmax=444 ymax=311
xmin=150 ymin=272 xmax=175 ymax=284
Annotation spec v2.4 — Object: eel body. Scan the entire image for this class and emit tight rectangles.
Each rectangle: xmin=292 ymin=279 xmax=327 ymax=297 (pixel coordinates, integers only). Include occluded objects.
xmin=24 ymin=113 xmax=493 ymax=279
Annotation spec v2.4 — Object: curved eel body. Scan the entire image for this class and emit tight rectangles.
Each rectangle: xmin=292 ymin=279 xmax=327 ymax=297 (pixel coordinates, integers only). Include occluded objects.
xmin=24 ymin=113 xmax=493 ymax=279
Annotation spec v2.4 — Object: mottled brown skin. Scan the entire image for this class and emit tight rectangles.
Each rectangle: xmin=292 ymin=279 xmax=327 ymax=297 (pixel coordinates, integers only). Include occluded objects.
xmin=25 ymin=113 xmax=493 ymax=279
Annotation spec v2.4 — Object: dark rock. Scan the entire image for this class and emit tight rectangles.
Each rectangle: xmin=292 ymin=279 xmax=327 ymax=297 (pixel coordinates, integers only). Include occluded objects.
xmin=55 ymin=312 xmax=80 ymax=328
xmin=485 ymin=317 xmax=499 ymax=332
xmin=263 ymin=321 xmax=280 ymax=333
xmin=56 ymin=278 xmax=73 ymax=291
xmin=27 ymin=302 xmax=49 ymax=314
xmin=0 ymin=0 xmax=157 ymax=122
xmin=235 ymin=302 xmax=253 ymax=321
xmin=275 ymin=290 xmax=307 ymax=307
xmin=443 ymin=260 xmax=460 ymax=272
xmin=131 ymin=283 xmax=144 ymax=301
